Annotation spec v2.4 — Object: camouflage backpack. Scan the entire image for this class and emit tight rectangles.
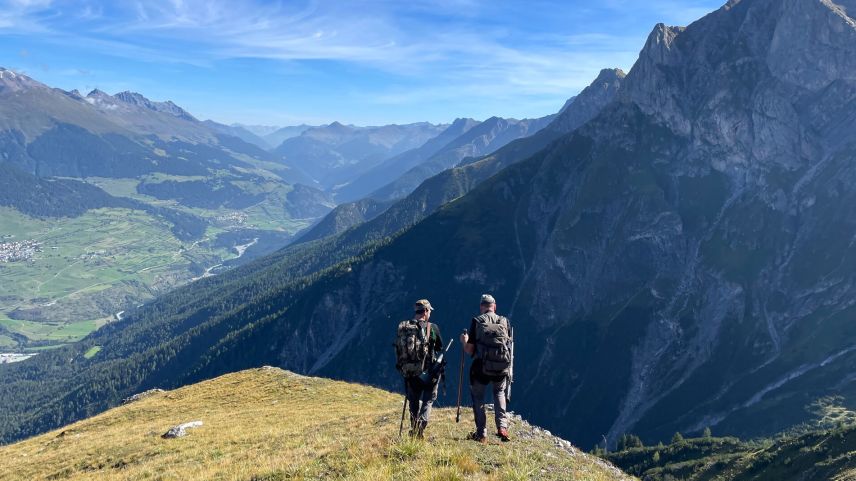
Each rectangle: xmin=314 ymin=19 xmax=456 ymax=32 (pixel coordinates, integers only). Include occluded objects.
xmin=395 ymin=320 xmax=430 ymax=378
xmin=473 ymin=313 xmax=512 ymax=377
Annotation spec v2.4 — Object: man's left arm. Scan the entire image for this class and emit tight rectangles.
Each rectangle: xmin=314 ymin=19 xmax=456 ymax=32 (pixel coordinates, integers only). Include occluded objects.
xmin=432 ymin=324 xmax=443 ymax=353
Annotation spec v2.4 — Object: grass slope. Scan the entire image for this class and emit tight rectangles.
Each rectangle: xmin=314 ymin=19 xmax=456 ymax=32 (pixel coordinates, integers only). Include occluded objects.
xmin=0 ymin=368 xmax=633 ymax=481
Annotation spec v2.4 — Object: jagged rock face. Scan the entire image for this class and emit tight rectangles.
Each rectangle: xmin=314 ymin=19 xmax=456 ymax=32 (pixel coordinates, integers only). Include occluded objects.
xmin=278 ymin=0 xmax=856 ymax=447
xmin=113 ymin=91 xmax=197 ymax=121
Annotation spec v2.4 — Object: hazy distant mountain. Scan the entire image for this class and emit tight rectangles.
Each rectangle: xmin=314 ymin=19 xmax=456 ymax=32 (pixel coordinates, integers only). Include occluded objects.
xmin=296 ymin=69 xmax=624 ymax=245
xmin=368 ymin=114 xmax=555 ymax=201
xmin=233 ymin=124 xmax=281 ymax=138
xmin=263 ymin=124 xmax=315 ymax=148
xmin=273 ymin=121 xmax=448 ymax=190
xmin=202 ymin=121 xmax=271 ymax=149
xmin=334 ymin=118 xmax=480 ymax=202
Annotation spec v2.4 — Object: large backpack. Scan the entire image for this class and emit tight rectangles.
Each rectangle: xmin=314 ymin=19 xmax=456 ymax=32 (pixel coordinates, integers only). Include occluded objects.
xmin=474 ymin=313 xmax=512 ymax=377
xmin=395 ymin=320 xmax=430 ymax=378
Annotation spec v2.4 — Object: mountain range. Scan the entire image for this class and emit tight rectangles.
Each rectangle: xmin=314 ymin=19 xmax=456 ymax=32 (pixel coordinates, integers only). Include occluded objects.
xmin=3 ymin=0 xmax=856 ymax=467
xmin=272 ymin=121 xmax=448 ymax=191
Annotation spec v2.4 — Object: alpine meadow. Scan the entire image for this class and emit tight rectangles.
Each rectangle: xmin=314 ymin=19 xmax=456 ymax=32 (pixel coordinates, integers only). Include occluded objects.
xmin=3 ymin=1 xmax=856 ymax=480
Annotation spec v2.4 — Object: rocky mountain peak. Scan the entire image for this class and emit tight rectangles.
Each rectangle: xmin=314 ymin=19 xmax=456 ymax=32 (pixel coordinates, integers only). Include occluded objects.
xmin=0 ymin=68 xmax=43 ymax=93
xmin=113 ymin=91 xmax=197 ymax=121
xmin=594 ymin=67 xmax=627 ymax=84
xmin=620 ymin=0 xmax=856 ymax=140
xmin=113 ymin=90 xmax=150 ymax=106
xmin=449 ymin=117 xmax=478 ymax=129
xmin=549 ymin=67 xmax=624 ymax=134
xmin=84 ymin=89 xmax=119 ymax=109
xmin=85 ymin=88 xmax=111 ymax=99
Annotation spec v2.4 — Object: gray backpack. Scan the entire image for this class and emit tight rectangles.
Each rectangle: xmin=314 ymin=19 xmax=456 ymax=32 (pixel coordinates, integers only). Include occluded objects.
xmin=474 ymin=313 xmax=512 ymax=377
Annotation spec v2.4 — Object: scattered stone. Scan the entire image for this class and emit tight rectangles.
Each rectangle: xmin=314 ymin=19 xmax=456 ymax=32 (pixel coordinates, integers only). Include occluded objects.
xmin=162 ymin=421 xmax=203 ymax=439
xmin=122 ymin=389 xmax=164 ymax=404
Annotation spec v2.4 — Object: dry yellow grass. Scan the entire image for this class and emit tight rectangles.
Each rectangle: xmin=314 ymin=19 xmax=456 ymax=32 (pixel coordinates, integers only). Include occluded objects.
xmin=0 ymin=368 xmax=634 ymax=481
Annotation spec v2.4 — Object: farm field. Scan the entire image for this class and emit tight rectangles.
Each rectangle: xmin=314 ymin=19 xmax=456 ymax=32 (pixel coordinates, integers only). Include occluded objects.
xmin=0 ymin=207 xmax=241 ymax=351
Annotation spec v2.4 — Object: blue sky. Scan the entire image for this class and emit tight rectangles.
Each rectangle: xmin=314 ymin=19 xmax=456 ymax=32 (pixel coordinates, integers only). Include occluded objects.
xmin=0 ymin=0 xmax=724 ymax=127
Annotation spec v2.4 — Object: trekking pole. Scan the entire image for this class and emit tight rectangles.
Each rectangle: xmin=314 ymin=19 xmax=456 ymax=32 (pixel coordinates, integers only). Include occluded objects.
xmin=506 ymin=326 xmax=514 ymax=403
xmin=455 ymin=329 xmax=466 ymax=423
xmin=399 ymin=384 xmax=408 ymax=437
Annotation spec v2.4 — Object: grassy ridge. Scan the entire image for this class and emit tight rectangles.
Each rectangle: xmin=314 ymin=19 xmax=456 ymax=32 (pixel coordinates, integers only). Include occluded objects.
xmin=0 ymin=368 xmax=633 ymax=481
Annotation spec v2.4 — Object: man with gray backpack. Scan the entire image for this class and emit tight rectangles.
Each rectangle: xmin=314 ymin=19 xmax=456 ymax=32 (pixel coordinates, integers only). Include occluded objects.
xmin=395 ymin=299 xmax=444 ymax=438
xmin=460 ymin=294 xmax=513 ymax=443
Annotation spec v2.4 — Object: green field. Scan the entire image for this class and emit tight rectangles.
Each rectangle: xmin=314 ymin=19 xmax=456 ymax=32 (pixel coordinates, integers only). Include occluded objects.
xmin=0 ymin=175 xmax=316 ymax=352
xmin=0 ymin=316 xmax=97 ymax=343
xmin=83 ymin=345 xmax=102 ymax=359
xmin=87 ymin=177 xmax=311 ymax=231
xmin=0 ymin=206 xmax=238 ymax=351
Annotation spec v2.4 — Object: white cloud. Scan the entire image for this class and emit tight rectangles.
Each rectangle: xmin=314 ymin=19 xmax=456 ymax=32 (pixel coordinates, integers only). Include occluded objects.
xmin=0 ymin=0 xmax=723 ymax=122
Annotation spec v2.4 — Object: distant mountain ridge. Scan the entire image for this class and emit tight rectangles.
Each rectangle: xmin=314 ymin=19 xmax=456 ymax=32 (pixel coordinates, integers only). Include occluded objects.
xmin=301 ymin=68 xmax=624 ymax=243
xmin=333 ymin=117 xmax=480 ymax=202
xmin=368 ymin=114 xmax=556 ymax=202
xmin=273 ymin=120 xmax=448 ymax=190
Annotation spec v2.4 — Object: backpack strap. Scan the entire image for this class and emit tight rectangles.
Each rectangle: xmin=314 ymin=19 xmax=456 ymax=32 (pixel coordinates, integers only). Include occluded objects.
xmin=421 ymin=321 xmax=431 ymax=371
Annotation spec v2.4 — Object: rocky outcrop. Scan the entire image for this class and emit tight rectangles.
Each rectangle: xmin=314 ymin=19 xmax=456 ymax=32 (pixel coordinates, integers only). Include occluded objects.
xmin=161 ymin=421 xmax=203 ymax=439
xmin=122 ymin=389 xmax=165 ymax=405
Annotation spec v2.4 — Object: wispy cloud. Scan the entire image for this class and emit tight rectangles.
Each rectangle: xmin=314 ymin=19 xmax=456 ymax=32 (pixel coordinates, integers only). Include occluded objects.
xmin=0 ymin=1 xmax=652 ymax=92
xmin=0 ymin=0 xmax=723 ymax=123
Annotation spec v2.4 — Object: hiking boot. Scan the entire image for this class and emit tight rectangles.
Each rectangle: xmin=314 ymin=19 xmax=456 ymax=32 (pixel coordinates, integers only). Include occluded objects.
xmin=467 ymin=432 xmax=488 ymax=444
xmin=497 ymin=428 xmax=511 ymax=442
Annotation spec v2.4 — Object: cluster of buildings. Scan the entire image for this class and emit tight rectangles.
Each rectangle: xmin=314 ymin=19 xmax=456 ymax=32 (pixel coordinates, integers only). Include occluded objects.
xmin=0 ymin=353 xmax=36 ymax=364
xmin=213 ymin=212 xmax=248 ymax=226
xmin=0 ymin=239 xmax=42 ymax=263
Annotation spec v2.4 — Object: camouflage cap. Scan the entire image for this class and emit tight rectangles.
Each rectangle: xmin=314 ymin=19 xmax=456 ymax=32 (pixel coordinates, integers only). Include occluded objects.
xmin=414 ymin=299 xmax=434 ymax=312
xmin=480 ymin=294 xmax=496 ymax=305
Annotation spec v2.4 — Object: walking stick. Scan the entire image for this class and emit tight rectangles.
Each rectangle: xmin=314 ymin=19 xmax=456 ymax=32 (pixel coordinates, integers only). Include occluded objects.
xmin=399 ymin=384 xmax=408 ymax=437
xmin=455 ymin=329 xmax=466 ymax=423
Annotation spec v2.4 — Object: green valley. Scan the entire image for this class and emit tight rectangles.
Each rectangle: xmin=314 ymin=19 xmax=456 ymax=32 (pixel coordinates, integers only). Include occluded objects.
xmin=0 ymin=205 xmax=302 ymax=352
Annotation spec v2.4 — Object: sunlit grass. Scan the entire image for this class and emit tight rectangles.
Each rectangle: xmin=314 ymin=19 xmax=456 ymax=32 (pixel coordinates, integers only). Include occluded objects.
xmin=0 ymin=368 xmax=633 ymax=481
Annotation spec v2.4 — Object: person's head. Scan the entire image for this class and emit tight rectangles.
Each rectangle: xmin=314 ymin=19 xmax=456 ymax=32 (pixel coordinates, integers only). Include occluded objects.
xmin=414 ymin=299 xmax=434 ymax=320
xmin=479 ymin=294 xmax=497 ymax=314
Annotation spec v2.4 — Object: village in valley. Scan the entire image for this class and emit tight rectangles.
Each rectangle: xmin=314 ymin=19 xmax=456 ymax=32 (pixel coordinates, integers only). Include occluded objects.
xmin=0 ymin=237 xmax=42 ymax=263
